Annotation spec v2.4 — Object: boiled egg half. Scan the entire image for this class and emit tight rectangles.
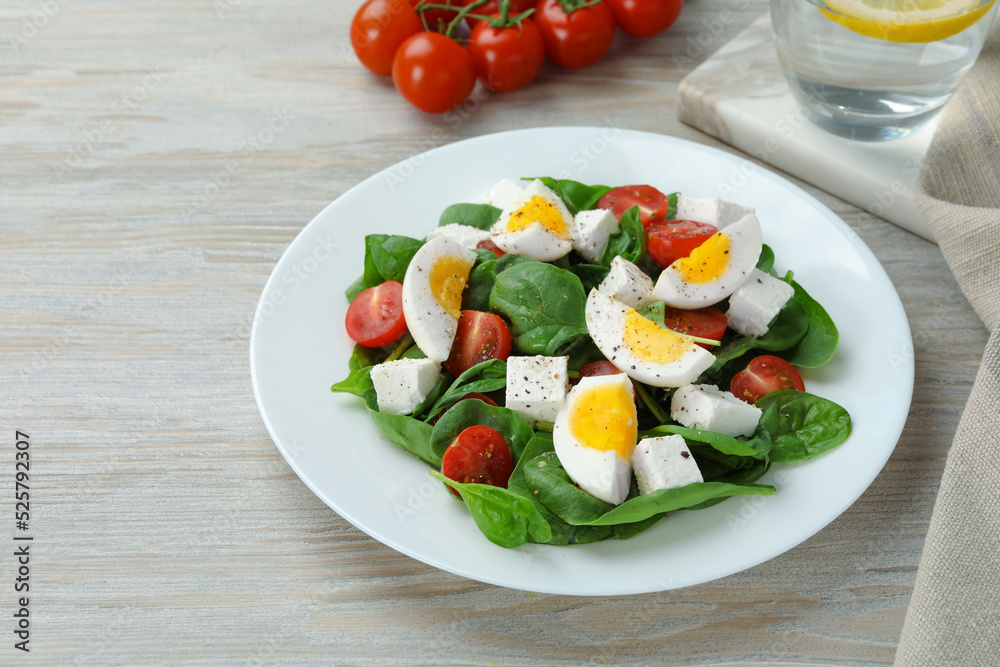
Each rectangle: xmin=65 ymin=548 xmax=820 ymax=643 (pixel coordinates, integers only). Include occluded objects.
xmin=401 ymin=237 xmax=476 ymax=362
xmin=653 ymin=212 xmax=763 ymax=308
xmin=490 ymin=179 xmax=573 ymax=261
xmin=553 ymin=373 xmax=638 ymax=505
xmin=585 ymin=289 xmax=715 ymax=388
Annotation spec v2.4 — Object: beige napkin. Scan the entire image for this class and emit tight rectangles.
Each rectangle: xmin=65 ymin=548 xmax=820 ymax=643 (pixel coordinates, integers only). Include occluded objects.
xmin=895 ymin=18 xmax=1000 ymax=667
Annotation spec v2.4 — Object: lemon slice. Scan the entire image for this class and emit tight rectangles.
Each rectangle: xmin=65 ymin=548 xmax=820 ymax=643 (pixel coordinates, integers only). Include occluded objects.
xmin=821 ymin=0 xmax=995 ymax=41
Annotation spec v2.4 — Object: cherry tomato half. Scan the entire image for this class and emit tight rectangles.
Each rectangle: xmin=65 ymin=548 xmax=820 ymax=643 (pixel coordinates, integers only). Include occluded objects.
xmin=441 ymin=425 xmax=514 ymax=493
xmin=344 ymin=280 xmax=408 ymax=348
xmin=351 ymin=0 xmax=424 ymax=76
xmin=534 ymin=0 xmax=616 ymax=69
xmin=660 ymin=305 xmax=728 ymax=349
xmin=598 ymin=185 xmax=670 ymax=227
xmin=476 ymin=239 xmax=506 ymax=258
xmin=730 ymin=355 xmax=806 ymax=404
xmin=468 ymin=15 xmax=546 ymax=93
xmin=429 ymin=393 xmax=499 ymax=424
xmin=646 ymin=219 xmax=718 ymax=269
xmin=443 ymin=310 xmax=513 ymax=377
xmin=605 ymin=0 xmax=683 ymax=38
xmin=576 ymin=360 xmax=636 ymax=400
xmin=392 ymin=32 xmax=477 ymax=113
xmin=410 ymin=0 xmax=461 ymax=31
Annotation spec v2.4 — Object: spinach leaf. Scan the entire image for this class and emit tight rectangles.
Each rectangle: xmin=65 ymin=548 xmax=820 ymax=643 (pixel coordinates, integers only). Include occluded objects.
xmin=462 ymin=258 xmax=497 ymax=312
xmin=641 ymin=424 xmax=767 ymax=460
xmin=756 ymin=389 xmax=852 ymax=462
xmin=587 ymin=481 xmax=775 ymax=526
xmin=598 ymin=206 xmax=646 ymax=267
xmin=425 ymin=359 xmax=508 ymax=421
xmin=523 ymin=452 xmax=617 ymax=524
xmin=529 ymin=177 xmax=612 ymax=215
xmin=665 ymin=192 xmax=679 ymax=220
xmin=783 ymin=278 xmax=839 ymax=367
xmin=330 ymin=366 xmax=377 ymax=410
xmin=430 ymin=471 xmax=552 ymax=548
xmin=750 ymin=298 xmax=810 ymax=352
xmin=685 ymin=459 xmax=772 ymax=509
xmin=569 ymin=263 xmax=610 ymax=293
xmin=489 ymin=261 xmax=590 ymax=356
xmin=368 ymin=409 xmax=438 ymax=466
xmin=756 ymin=244 xmax=775 ymax=273
xmin=438 ymin=203 xmax=503 ymax=230
xmin=345 ymin=275 xmax=365 ymax=302
xmin=430 ymin=400 xmax=535 ymax=463
xmin=362 ymin=234 xmax=424 ymax=289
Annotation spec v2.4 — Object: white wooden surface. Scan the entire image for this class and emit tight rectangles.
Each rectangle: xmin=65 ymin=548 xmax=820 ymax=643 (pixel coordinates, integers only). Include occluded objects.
xmin=0 ymin=0 xmax=988 ymax=663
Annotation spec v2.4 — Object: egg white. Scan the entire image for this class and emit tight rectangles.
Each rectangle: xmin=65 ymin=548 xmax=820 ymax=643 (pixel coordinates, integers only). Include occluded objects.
xmin=490 ymin=179 xmax=574 ymax=262
xmin=401 ymin=237 xmax=476 ymax=362
xmin=652 ymin=212 xmax=763 ymax=309
xmin=585 ymin=289 xmax=715 ymax=388
xmin=553 ymin=373 xmax=637 ymax=506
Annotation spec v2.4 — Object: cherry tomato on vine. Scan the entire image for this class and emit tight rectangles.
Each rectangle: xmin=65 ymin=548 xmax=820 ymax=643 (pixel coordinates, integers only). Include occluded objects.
xmin=534 ymin=0 xmax=616 ymax=69
xmin=351 ymin=0 xmax=424 ymax=76
xmin=392 ymin=32 xmax=478 ymax=113
xmin=646 ymin=219 xmax=718 ymax=268
xmin=344 ymin=280 xmax=408 ymax=347
xmin=730 ymin=355 xmax=806 ymax=404
xmin=463 ymin=0 xmax=540 ymax=27
xmin=598 ymin=185 xmax=670 ymax=227
xmin=443 ymin=310 xmax=513 ymax=377
xmin=441 ymin=425 xmax=514 ymax=494
xmin=605 ymin=0 xmax=683 ymax=38
xmin=409 ymin=0 xmax=461 ymax=31
xmin=659 ymin=305 xmax=727 ymax=348
xmin=468 ymin=15 xmax=546 ymax=92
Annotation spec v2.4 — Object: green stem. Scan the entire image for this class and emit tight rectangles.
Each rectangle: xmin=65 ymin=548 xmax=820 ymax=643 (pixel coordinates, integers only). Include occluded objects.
xmin=668 ymin=330 xmax=722 ymax=347
xmin=634 ymin=382 xmax=668 ymax=424
xmin=443 ymin=0 xmax=492 ymax=38
xmin=534 ymin=421 xmax=555 ymax=432
xmin=384 ymin=333 xmax=414 ymax=362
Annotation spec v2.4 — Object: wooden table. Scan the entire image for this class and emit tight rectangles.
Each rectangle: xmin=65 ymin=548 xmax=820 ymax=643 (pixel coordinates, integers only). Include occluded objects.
xmin=2 ymin=0 xmax=988 ymax=663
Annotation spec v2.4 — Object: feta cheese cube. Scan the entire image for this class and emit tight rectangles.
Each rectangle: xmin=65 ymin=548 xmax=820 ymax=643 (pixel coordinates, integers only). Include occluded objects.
xmin=571 ymin=208 xmax=619 ymax=263
xmin=676 ymin=195 xmax=754 ymax=229
xmin=726 ymin=269 xmax=795 ymax=338
xmin=505 ymin=355 xmax=569 ymax=423
xmin=371 ymin=358 xmax=442 ymax=415
xmin=632 ymin=434 xmax=704 ymax=495
xmin=597 ymin=256 xmax=656 ymax=310
xmin=471 ymin=178 xmax=523 ymax=211
xmin=425 ymin=223 xmax=491 ymax=250
xmin=670 ymin=384 xmax=762 ymax=438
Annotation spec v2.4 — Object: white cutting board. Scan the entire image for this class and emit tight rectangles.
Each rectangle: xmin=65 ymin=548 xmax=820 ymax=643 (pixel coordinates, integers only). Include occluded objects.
xmin=677 ymin=13 xmax=936 ymax=242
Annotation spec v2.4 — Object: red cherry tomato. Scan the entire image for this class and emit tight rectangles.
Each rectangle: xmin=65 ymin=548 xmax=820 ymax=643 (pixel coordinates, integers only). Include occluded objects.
xmin=534 ymin=0 xmax=617 ymax=69
xmin=463 ymin=0 xmax=539 ymax=27
xmin=468 ymin=16 xmax=546 ymax=93
xmin=429 ymin=393 xmax=499 ymax=424
xmin=576 ymin=360 xmax=636 ymax=400
xmin=605 ymin=0 xmax=683 ymax=38
xmin=646 ymin=219 xmax=718 ymax=269
xmin=392 ymin=32 xmax=478 ymax=113
xmin=598 ymin=185 xmax=671 ymax=227
xmin=409 ymin=0 xmax=461 ymax=31
xmin=659 ymin=305 xmax=728 ymax=349
xmin=443 ymin=310 xmax=513 ymax=377
xmin=351 ymin=0 xmax=424 ymax=76
xmin=476 ymin=239 xmax=506 ymax=258
xmin=441 ymin=425 xmax=514 ymax=494
xmin=344 ymin=281 xmax=408 ymax=348
xmin=730 ymin=355 xmax=806 ymax=404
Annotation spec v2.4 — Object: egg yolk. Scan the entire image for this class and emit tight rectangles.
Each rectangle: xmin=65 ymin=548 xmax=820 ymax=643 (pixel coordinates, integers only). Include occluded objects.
xmin=623 ymin=311 xmax=695 ymax=363
xmin=673 ymin=232 xmax=731 ymax=284
xmin=506 ymin=196 xmax=570 ymax=239
xmin=568 ymin=382 xmax=637 ymax=461
xmin=429 ymin=255 xmax=473 ymax=319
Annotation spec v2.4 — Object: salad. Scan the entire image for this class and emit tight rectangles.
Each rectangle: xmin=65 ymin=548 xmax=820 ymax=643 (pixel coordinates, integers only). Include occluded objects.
xmin=331 ymin=177 xmax=851 ymax=549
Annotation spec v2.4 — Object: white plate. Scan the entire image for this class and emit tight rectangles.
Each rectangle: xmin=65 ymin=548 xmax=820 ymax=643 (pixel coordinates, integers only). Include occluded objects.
xmin=250 ymin=127 xmax=913 ymax=596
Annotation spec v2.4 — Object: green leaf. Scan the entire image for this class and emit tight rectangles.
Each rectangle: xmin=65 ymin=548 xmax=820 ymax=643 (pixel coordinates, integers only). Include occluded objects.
xmin=430 ymin=471 xmax=552 ymax=548
xmin=641 ymin=424 xmax=767 ymax=460
xmin=568 ymin=263 xmax=609 ymax=293
xmin=598 ymin=206 xmax=646 ymax=268
xmin=430 ymin=399 xmax=535 ymax=463
xmin=425 ymin=359 xmax=508 ymax=421
xmin=489 ymin=261 xmax=590 ymax=356
xmin=586 ymin=482 xmax=775 ymax=526
xmin=756 ymin=389 xmax=852 ymax=462
xmin=523 ymin=452 xmax=617 ymax=524
xmin=330 ymin=366 xmax=377 ymax=410
xmin=461 ymin=258 xmax=497 ymax=312
xmin=438 ymin=203 xmax=503 ymax=231
xmin=665 ymin=192 xmax=679 ymax=220
xmin=345 ymin=275 xmax=365 ymax=302
xmin=362 ymin=234 xmax=424 ymax=290
xmin=756 ymin=244 xmax=775 ymax=273
xmin=783 ymin=278 xmax=839 ymax=367
xmin=528 ymin=177 xmax=612 ymax=215
xmin=368 ymin=409 xmax=438 ymax=466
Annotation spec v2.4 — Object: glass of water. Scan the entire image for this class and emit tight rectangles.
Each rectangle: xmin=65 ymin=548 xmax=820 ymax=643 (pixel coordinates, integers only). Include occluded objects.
xmin=770 ymin=0 xmax=998 ymax=140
